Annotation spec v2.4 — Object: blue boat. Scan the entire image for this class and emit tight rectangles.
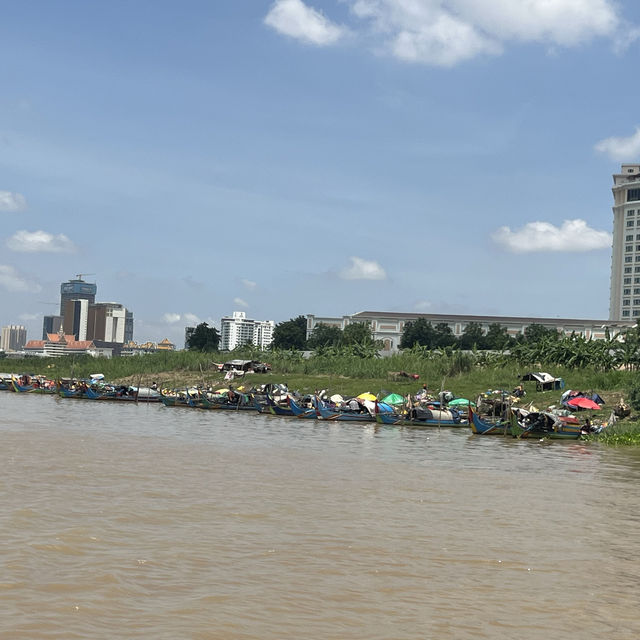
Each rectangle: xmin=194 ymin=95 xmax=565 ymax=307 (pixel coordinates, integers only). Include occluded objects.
xmin=288 ymin=396 xmax=317 ymax=419
xmin=469 ymin=408 xmax=512 ymax=435
xmin=376 ymin=405 xmax=468 ymax=428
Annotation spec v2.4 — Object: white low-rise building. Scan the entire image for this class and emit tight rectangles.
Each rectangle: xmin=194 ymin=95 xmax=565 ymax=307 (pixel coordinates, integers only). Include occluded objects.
xmin=307 ymin=311 xmax=634 ymax=353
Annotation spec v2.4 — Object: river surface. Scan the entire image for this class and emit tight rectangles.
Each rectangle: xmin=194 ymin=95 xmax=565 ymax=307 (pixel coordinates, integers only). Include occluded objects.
xmin=2 ymin=392 xmax=640 ymax=639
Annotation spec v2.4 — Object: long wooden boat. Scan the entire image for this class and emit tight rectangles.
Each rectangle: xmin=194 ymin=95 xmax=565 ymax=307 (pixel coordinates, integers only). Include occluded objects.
xmin=469 ymin=408 xmax=512 ymax=435
xmin=200 ymin=393 xmax=257 ymax=411
xmin=288 ymin=397 xmax=318 ymax=419
xmin=510 ymin=412 xmax=582 ymax=440
xmin=376 ymin=406 xmax=468 ymax=428
xmin=315 ymin=401 xmax=376 ymax=422
xmin=261 ymin=393 xmax=295 ymax=416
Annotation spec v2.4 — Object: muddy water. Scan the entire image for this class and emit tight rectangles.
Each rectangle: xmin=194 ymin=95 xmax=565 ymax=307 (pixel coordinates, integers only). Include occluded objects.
xmin=2 ymin=392 xmax=640 ymax=639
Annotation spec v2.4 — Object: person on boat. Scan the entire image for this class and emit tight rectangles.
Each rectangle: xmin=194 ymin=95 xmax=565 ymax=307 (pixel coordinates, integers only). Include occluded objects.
xmin=227 ymin=385 xmax=239 ymax=404
xmin=512 ymin=384 xmax=525 ymax=398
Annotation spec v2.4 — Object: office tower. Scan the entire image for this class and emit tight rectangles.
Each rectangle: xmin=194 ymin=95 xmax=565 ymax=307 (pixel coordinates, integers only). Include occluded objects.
xmin=87 ymin=302 xmax=128 ymax=343
xmin=60 ymin=276 xmax=97 ymax=316
xmin=0 ymin=324 xmax=27 ymax=351
xmin=42 ymin=315 xmax=63 ymax=339
xmin=62 ymin=299 xmax=89 ymax=340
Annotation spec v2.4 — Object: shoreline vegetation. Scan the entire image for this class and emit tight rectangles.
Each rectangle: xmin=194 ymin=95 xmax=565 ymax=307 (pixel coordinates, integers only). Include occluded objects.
xmin=4 ymin=346 xmax=640 ymax=445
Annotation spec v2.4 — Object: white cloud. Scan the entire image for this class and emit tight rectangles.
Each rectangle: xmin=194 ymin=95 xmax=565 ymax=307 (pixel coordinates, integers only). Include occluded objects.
xmin=6 ymin=230 xmax=76 ymax=253
xmin=162 ymin=312 xmax=201 ymax=325
xmin=414 ymin=300 xmax=433 ymax=311
xmin=267 ymin=0 xmax=633 ymax=66
xmin=450 ymin=0 xmax=619 ymax=46
xmin=265 ymin=0 xmax=347 ymax=45
xmin=0 ymin=190 xmax=27 ymax=211
xmin=595 ymin=127 xmax=640 ymax=161
xmin=0 ymin=265 xmax=42 ymax=292
xmin=339 ymin=256 xmax=387 ymax=280
xmin=183 ymin=313 xmax=201 ymax=324
xmin=491 ymin=219 xmax=612 ymax=253
xmin=241 ymin=278 xmax=257 ymax=290
xmin=390 ymin=14 xmax=501 ymax=66
xmin=19 ymin=312 xmax=40 ymax=321
xmin=234 ymin=297 xmax=249 ymax=308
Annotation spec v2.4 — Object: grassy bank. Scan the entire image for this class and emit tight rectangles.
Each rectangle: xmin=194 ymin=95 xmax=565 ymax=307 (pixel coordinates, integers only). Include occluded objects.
xmin=4 ymin=349 xmax=640 ymax=443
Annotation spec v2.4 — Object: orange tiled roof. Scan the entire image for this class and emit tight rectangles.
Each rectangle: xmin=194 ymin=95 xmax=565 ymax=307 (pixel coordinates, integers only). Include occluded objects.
xmin=24 ymin=340 xmax=46 ymax=348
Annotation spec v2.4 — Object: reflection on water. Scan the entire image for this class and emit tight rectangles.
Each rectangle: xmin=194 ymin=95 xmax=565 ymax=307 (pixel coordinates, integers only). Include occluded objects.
xmin=2 ymin=392 xmax=640 ymax=639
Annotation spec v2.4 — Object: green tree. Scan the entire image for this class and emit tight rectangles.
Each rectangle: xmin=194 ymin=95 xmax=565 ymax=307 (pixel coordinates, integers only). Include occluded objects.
xmin=307 ymin=323 xmax=343 ymax=349
xmin=272 ymin=315 xmax=307 ymax=350
xmin=400 ymin=318 xmax=436 ymax=349
xmin=521 ymin=323 xmax=560 ymax=344
xmin=185 ymin=322 xmax=220 ymax=352
xmin=433 ymin=322 xmax=456 ymax=348
xmin=342 ymin=322 xmax=375 ymax=346
xmin=484 ymin=323 xmax=512 ymax=350
xmin=458 ymin=322 xmax=485 ymax=350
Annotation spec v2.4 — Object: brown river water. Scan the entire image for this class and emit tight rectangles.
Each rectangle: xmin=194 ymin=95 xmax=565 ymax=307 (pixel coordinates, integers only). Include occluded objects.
xmin=2 ymin=391 xmax=640 ymax=639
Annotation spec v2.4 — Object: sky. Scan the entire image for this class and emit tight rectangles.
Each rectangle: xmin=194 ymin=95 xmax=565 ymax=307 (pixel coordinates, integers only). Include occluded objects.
xmin=2 ymin=0 xmax=640 ymax=345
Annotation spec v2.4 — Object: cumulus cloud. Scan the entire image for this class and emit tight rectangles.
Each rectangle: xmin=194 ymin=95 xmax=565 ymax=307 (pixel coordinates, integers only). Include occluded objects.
xmin=241 ymin=278 xmax=257 ymax=290
xmin=595 ymin=127 xmax=640 ymax=161
xmin=162 ymin=312 xmax=201 ymax=324
xmin=234 ymin=297 xmax=249 ymax=308
xmin=7 ymin=230 xmax=76 ymax=253
xmin=0 ymin=190 xmax=27 ymax=211
xmin=265 ymin=0 xmax=347 ymax=45
xmin=491 ymin=219 xmax=612 ymax=253
xmin=267 ymin=0 xmax=635 ymax=66
xmin=183 ymin=313 xmax=200 ymax=324
xmin=339 ymin=256 xmax=387 ymax=280
xmin=0 ymin=265 xmax=42 ymax=292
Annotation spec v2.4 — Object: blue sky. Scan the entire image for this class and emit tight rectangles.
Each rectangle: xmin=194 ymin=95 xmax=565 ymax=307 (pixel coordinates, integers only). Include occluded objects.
xmin=2 ymin=0 xmax=640 ymax=344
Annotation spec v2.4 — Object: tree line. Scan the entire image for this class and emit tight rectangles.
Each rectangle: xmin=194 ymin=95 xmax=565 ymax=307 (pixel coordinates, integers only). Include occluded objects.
xmin=185 ymin=316 xmax=640 ymax=372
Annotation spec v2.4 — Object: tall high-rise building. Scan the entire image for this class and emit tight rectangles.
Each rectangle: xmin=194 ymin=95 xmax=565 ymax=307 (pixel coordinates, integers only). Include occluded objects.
xmin=609 ymin=164 xmax=640 ymax=321
xmin=87 ymin=302 xmax=128 ymax=343
xmin=42 ymin=315 xmax=63 ymax=339
xmin=220 ymin=311 xmax=274 ymax=350
xmin=63 ymin=299 xmax=89 ymax=340
xmin=1 ymin=325 xmax=27 ymax=351
xmin=59 ymin=276 xmax=97 ymax=316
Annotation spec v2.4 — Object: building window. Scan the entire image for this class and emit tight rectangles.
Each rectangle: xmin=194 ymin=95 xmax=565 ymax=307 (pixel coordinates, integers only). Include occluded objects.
xmin=624 ymin=288 xmax=631 ymax=295
xmin=628 ymin=235 xmax=635 ymax=241
xmin=625 ymin=277 xmax=633 ymax=284
xmin=623 ymin=299 xmax=631 ymax=305
xmin=626 ymin=267 xmax=633 ymax=273
xmin=635 ymin=267 xmax=640 ymax=272
xmin=626 ymin=256 xmax=633 ymax=262
xmin=635 ymin=299 xmax=640 ymax=305
xmin=635 ymin=310 xmax=640 ymax=317
xmin=628 ymin=220 xmax=635 ymax=227
xmin=623 ymin=310 xmax=631 ymax=316
xmin=626 ymin=245 xmax=633 ymax=252
xmin=628 ymin=189 xmax=640 ymax=202
xmin=630 ymin=209 xmax=636 ymax=215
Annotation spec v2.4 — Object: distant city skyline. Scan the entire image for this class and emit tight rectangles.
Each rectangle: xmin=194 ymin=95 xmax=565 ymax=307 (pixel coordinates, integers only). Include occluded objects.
xmin=2 ymin=1 xmax=640 ymax=346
